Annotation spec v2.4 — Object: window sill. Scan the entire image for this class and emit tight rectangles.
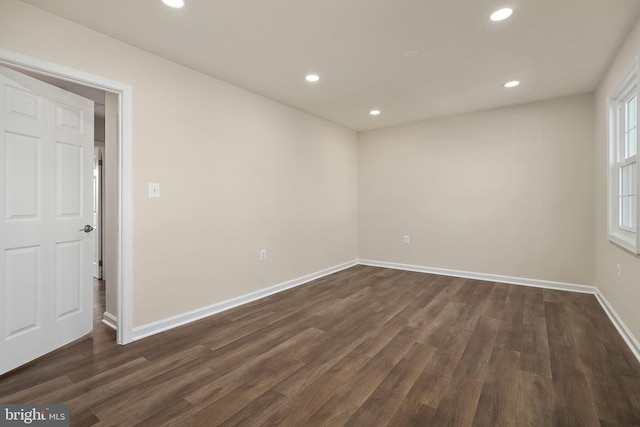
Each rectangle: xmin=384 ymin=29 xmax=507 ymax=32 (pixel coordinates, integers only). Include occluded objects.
xmin=608 ymin=231 xmax=639 ymax=254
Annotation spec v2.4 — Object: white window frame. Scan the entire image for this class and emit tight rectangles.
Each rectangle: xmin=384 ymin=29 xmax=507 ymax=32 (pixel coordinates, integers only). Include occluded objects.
xmin=608 ymin=56 xmax=640 ymax=254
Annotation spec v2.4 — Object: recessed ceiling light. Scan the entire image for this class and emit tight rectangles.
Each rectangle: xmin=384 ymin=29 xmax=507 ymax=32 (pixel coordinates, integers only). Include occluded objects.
xmin=370 ymin=110 xmax=381 ymax=116
xmin=305 ymin=74 xmax=320 ymax=82
xmin=490 ymin=7 xmax=513 ymax=22
xmin=162 ymin=0 xmax=184 ymax=8
xmin=503 ymin=80 xmax=520 ymax=88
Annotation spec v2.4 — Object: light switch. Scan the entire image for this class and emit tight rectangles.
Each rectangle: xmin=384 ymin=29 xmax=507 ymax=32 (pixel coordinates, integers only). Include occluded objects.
xmin=148 ymin=183 xmax=160 ymax=198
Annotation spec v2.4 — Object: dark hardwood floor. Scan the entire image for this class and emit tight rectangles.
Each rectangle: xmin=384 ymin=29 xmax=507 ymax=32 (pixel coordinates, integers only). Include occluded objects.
xmin=1 ymin=265 xmax=639 ymax=426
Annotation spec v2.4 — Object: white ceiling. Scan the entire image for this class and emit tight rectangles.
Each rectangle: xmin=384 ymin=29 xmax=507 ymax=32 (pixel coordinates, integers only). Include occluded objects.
xmin=19 ymin=0 xmax=640 ymax=131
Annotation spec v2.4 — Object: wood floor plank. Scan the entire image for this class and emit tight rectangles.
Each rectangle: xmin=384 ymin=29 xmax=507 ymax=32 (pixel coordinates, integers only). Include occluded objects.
xmin=406 ymin=281 xmax=450 ymax=327
xmin=449 ymin=315 xmax=499 ymax=382
xmin=549 ymin=343 xmax=602 ymax=427
xmin=181 ymin=358 xmax=304 ymax=426
xmin=184 ymin=328 xmax=320 ymax=409
xmin=415 ymin=330 xmax=473 ymax=408
xmin=71 ymin=409 xmax=100 ymax=427
xmin=0 ymin=348 xmax=85 ymax=394
xmin=481 ymin=282 xmax=509 ymax=319
xmin=67 ymin=346 xmax=210 ymax=416
xmin=387 ymin=398 xmax=436 ymax=426
xmin=429 ymin=376 xmax=484 ymax=427
xmin=204 ymin=314 xmax=321 ymax=373
xmin=417 ymin=300 xmax=465 ymax=346
xmin=519 ymin=312 xmax=552 ymax=378
xmin=522 ymin=286 xmax=546 ymax=321
xmin=1 ymin=268 xmax=639 ymax=426
xmin=586 ymin=375 xmax=640 ymax=425
xmin=472 ymin=346 xmax=520 ymax=427
xmin=345 ymin=342 xmax=436 ymax=426
xmin=545 ymin=300 xmax=576 ymax=348
xmin=306 ymin=327 xmax=420 ymax=425
xmin=0 ymin=375 xmax=74 ymax=404
xmin=93 ymin=366 xmax=211 ymax=425
xmin=2 ymin=357 xmax=150 ymax=406
xmin=273 ymin=325 xmax=370 ymax=397
xmin=481 ymin=344 xmax=521 ymax=385
xmin=621 ymin=375 xmax=640 ymax=413
xmin=328 ymin=326 xmax=421 ymax=407
xmin=217 ymin=390 xmax=288 ymax=427
xmin=359 ymin=306 xmax=419 ymax=359
xmin=261 ymin=349 xmax=372 ymax=426
xmin=409 ymin=276 xmax=462 ymax=329
xmin=494 ymin=285 xmax=526 ymax=351
xmin=134 ymin=398 xmax=196 ymax=427
xmin=474 ymin=382 xmax=515 ymax=427
xmin=515 ymin=371 xmax=553 ymax=427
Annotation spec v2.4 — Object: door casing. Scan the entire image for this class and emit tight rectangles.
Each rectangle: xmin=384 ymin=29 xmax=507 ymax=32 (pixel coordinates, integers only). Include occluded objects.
xmin=93 ymin=146 xmax=103 ymax=280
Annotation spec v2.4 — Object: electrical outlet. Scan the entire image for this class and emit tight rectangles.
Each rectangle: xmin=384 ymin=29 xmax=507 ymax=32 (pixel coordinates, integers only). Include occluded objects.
xmin=616 ymin=264 xmax=621 ymax=278
xmin=260 ymin=249 xmax=267 ymax=261
xmin=403 ymin=235 xmax=410 ymax=244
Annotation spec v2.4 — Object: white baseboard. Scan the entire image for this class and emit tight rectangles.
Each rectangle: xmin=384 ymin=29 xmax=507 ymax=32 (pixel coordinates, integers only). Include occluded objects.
xmin=594 ymin=290 xmax=640 ymax=363
xmin=131 ymin=260 xmax=358 ymax=341
xmin=359 ymin=258 xmax=640 ymax=363
xmin=125 ymin=256 xmax=640 ymax=365
xmin=102 ymin=311 xmax=118 ymax=331
xmin=358 ymin=259 xmax=596 ymax=294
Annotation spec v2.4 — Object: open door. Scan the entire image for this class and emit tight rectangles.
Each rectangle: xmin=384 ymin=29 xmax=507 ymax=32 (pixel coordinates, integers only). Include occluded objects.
xmin=0 ymin=65 xmax=94 ymax=375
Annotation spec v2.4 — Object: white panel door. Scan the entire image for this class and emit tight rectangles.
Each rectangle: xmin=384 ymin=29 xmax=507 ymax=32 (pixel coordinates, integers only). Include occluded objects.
xmin=0 ymin=66 xmax=94 ymax=375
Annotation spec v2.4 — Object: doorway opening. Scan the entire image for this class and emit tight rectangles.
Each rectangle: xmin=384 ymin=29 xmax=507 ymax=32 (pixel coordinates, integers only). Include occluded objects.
xmin=0 ymin=48 xmax=133 ymax=345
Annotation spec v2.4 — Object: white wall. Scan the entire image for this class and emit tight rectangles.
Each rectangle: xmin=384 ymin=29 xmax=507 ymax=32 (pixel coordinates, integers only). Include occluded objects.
xmin=595 ymin=19 xmax=640 ymax=342
xmin=359 ymin=94 xmax=595 ymax=285
xmin=0 ymin=0 xmax=358 ymax=326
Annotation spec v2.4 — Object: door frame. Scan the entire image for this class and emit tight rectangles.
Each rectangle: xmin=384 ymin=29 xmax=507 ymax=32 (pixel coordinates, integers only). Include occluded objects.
xmin=0 ymin=48 xmax=133 ymax=344
xmin=94 ymin=145 xmax=104 ymax=280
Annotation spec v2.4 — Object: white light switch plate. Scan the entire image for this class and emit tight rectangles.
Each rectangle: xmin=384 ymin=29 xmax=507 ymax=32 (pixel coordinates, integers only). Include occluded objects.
xmin=149 ymin=183 xmax=160 ymax=198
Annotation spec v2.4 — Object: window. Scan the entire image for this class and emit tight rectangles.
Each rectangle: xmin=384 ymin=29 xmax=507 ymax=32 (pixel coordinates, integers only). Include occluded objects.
xmin=608 ymin=57 xmax=640 ymax=253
